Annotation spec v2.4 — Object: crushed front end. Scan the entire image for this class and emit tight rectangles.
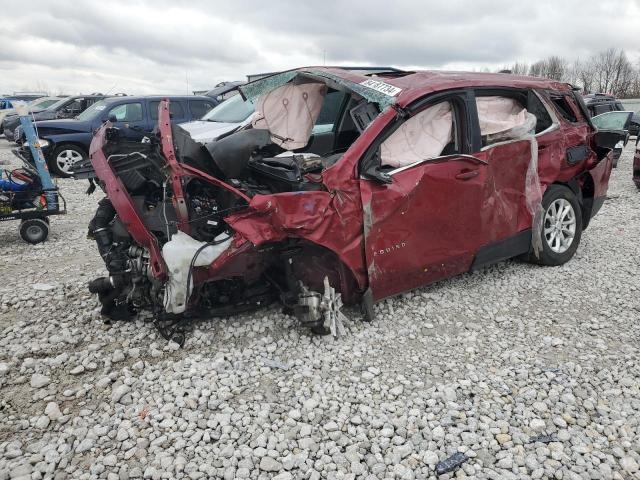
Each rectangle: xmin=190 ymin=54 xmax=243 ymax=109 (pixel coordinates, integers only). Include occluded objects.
xmin=86 ymin=87 xmax=372 ymax=342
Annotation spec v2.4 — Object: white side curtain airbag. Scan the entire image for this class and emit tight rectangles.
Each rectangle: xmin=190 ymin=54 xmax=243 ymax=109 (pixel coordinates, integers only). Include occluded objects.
xmin=252 ymin=82 xmax=327 ymax=150
xmin=381 ymin=102 xmax=452 ymax=167
xmin=476 ymin=96 xmax=528 ymax=137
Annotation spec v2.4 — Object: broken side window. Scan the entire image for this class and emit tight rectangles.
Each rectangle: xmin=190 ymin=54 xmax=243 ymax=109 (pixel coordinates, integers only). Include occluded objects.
xmin=475 ymin=96 xmax=536 ymax=147
xmin=550 ymin=95 xmax=578 ymax=123
xmin=527 ymin=92 xmax=554 ymax=134
xmin=312 ymin=90 xmax=346 ymax=134
xmin=380 ymin=101 xmax=455 ymax=167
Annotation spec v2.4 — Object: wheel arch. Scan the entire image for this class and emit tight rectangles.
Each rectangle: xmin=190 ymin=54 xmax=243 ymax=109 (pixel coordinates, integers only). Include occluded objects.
xmin=51 ymin=141 xmax=88 ymax=156
xmin=282 ymin=240 xmax=363 ymax=305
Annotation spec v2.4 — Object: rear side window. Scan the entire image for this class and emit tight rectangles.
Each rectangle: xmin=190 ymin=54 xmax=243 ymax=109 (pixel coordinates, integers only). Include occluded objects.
xmin=475 ymin=95 xmax=533 ymax=147
xmin=550 ymin=95 xmax=578 ymax=123
xmin=189 ymin=100 xmax=215 ymax=118
xmin=149 ymin=101 xmax=185 ymax=120
xmin=527 ymin=92 xmax=553 ymax=133
xmin=109 ymin=102 xmax=143 ymax=122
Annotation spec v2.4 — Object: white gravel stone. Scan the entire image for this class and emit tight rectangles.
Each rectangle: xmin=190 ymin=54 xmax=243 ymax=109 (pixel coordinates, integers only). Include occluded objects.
xmin=259 ymin=457 xmax=282 ymax=472
xmin=111 ymin=384 xmax=131 ymax=403
xmin=0 ymin=142 xmax=638 ymax=479
xmin=620 ymin=456 xmax=639 ymax=473
xmin=530 ymin=419 xmax=546 ymax=431
xmin=29 ymin=373 xmax=50 ymax=389
xmin=44 ymin=402 xmax=62 ymax=421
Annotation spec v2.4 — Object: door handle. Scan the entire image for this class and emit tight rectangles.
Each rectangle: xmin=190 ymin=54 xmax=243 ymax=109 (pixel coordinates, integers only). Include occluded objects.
xmin=455 ymin=169 xmax=479 ymax=180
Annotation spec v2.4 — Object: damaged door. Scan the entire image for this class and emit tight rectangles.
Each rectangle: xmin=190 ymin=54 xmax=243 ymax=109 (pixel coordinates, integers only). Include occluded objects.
xmin=359 ymin=95 xmax=491 ymax=300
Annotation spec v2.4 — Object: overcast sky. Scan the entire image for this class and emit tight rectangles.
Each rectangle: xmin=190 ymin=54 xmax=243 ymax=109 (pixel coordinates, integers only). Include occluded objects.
xmin=1 ymin=0 xmax=639 ymax=96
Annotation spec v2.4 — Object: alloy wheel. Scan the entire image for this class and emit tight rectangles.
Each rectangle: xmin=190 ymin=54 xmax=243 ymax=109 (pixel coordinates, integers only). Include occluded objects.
xmin=56 ymin=149 xmax=83 ymax=173
xmin=543 ymin=198 xmax=576 ymax=254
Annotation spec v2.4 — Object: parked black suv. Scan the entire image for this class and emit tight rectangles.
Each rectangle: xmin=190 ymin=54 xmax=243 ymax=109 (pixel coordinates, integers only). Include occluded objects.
xmin=2 ymin=94 xmax=112 ymax=141
xmin=583 ymin=93 xmax=636 ymax=165
xmin=583 ymin=93 xmax=625 ymax=116
xmin=19 ymin=95 xmax=215 ymax=176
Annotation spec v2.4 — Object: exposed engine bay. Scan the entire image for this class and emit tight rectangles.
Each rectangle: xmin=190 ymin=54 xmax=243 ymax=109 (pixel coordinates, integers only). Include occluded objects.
xmin=83 ymin=74 xmax=377 ymax=344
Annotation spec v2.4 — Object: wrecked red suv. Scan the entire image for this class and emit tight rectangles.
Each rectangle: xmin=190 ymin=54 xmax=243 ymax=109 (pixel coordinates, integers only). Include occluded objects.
xmin=84 ymin=67 xmax=627 ymax=340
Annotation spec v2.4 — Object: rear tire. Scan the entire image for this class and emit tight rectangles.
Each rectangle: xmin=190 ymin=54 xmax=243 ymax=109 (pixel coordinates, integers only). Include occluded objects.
xmin=51 ymin=144 xmax=87 ymax=177
xmin=19 ymin=218 xmax=49 ymax=244
xmin=528 ymin=185 xmax=582 ymax=266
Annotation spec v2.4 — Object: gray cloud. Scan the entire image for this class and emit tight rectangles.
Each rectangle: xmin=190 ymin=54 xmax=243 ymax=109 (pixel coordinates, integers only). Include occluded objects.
xmin=1 ymin=0 xmax=638 ymax=95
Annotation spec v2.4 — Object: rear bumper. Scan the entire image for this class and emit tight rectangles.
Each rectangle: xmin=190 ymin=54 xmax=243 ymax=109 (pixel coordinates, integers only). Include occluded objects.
xmin=591 ymin=196 xmax=605 ymax=218
xmin=588 ymin=153 xmax=613 ymax=219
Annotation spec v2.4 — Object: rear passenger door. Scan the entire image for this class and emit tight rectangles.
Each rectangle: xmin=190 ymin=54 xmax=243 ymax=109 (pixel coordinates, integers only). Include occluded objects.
xmin=470 ymin=90 xmax=537 ymax=244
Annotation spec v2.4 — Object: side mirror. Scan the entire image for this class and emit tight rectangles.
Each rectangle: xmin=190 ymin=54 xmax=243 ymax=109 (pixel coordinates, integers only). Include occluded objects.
xmin=108 ymin=114 xmax=117 ymax=123
xmin=360 ymin=150 xmax=393 ymax=184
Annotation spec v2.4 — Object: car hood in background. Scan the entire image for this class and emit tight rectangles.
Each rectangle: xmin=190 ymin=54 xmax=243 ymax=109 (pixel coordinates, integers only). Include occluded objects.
xmin=177 ymin=120 xmax=242 ymax=144
xmin=35 ymin=119 xmax=95 ymax=136
xmin=3 ymin=109 xmax=59 ymax=127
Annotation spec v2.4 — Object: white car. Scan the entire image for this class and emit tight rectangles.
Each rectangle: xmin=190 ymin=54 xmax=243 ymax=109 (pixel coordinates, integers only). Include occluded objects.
xmin=177 ymin=94 xmax=255 ymax=144
xmin=0 ymin=96 xmax=63 ymax=136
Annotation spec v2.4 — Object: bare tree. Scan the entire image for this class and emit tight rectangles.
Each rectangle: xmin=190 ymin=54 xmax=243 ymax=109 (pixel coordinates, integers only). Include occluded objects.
xmin=519 ymin=49 xmax=640 ymax=98
xmin=506 ymin=61 xmax=530 ymax=75
xmin=527 ymin=56 xmax=567 ymax=81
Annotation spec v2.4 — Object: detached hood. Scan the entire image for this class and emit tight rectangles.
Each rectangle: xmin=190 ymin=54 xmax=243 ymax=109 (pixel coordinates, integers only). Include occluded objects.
xmin=177 ymin=120 xmax=243 ymax=144
xmin=35 ymin=119 xmax=94 ymax=136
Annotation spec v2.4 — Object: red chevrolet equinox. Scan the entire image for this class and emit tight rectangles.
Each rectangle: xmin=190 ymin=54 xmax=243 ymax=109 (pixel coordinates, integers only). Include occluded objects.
xmin=80 ymin=67 xmax=629 ymax=340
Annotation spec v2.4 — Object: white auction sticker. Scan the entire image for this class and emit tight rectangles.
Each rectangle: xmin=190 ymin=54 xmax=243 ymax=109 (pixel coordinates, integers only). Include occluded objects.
xmin=360 ymin=79 xmax=402 ymax=96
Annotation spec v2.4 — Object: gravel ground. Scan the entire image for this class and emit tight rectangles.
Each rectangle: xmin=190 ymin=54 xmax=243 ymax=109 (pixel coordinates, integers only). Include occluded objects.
xmin=0 ymin=138 xmax=638 ymax=480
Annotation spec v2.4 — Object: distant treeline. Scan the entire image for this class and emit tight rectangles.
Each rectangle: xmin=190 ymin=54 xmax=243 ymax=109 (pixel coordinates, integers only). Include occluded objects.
xmin=504 ymin=48 xmax=640 ymax=98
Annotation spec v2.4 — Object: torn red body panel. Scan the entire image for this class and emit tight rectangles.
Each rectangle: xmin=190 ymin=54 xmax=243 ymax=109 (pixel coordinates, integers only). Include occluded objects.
xmin=85 ymin=68 xmax=622 ymax=337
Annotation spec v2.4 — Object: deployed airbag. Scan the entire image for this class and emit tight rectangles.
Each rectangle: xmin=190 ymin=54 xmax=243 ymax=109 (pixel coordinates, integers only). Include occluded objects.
xmin=381 ymin=102 xmax=452 ymax=167
xmin=476 ymin=96 xmax=531 ymax=142
xmin=252 ymin=82 xmax=327 ymax=150
xmin=162 ymin=231 xmax=232 ymax=314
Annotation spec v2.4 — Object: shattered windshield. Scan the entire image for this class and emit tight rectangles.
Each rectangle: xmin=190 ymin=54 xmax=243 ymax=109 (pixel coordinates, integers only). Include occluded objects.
xmin=202 ymin=95 xmax=255 ymax=123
